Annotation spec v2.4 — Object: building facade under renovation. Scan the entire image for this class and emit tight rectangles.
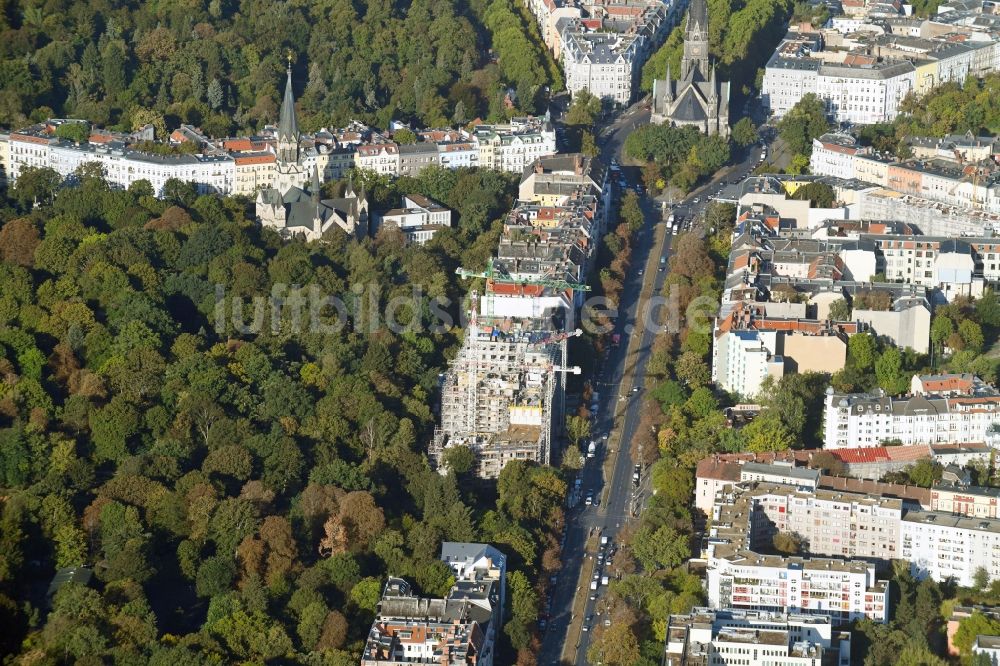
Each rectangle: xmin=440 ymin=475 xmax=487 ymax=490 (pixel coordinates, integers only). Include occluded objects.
xmin=430 ymin=313 xmax=569 ymax=478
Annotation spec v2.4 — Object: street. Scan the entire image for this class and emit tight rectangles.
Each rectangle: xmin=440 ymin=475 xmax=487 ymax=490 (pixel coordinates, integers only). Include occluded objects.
xmin=538 ymin=101 xmax=771 ymax=665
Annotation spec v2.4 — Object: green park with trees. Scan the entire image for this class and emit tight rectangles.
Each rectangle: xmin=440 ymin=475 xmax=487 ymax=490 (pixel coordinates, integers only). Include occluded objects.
xmin=0 ymin=162 xmax=574 ymax=664
xmin=0 ymin=0 xmax=559 ymax=136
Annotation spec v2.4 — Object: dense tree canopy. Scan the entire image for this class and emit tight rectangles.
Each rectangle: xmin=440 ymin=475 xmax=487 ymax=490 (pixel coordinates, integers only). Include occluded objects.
xmin=0 ymin=0 xmax=559 ymax=132
xmin=0 ymin=165 xmax=569 ymax=663
xmin=625 ymin=124 xmax=731 ymax=193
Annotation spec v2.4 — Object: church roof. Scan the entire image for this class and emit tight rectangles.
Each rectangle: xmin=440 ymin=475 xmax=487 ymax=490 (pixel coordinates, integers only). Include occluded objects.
xmin=672 ymin=87 xmax=709 ymax=122
xmin=278 ymin=65 xmax=298 ymax=142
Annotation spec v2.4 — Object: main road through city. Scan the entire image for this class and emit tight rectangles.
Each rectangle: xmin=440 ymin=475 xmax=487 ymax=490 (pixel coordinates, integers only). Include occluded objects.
xmin=538 ymin=101 xmax=769 ymax=665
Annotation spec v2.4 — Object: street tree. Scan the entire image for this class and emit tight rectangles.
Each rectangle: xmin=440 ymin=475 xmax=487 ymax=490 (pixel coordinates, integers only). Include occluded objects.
xmin=566 ymin=414 xmax=592 ymax=446
xmin=731 ymin=117 xmax=758 ymax=146
xmin=777 ymin=93 xmax=829 ymax=156
xmin=565 ymin=89 xmax=601 ymax=127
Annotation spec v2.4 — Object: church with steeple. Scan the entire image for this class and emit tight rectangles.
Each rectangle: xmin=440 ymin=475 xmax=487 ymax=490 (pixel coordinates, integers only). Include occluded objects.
xmin=650 ymin=0 xmax=730 ymax=137
xmin=256 ymin=62 xmax=369 ymax=241
xmin=274 ymin=60 xmax=309 ymax=193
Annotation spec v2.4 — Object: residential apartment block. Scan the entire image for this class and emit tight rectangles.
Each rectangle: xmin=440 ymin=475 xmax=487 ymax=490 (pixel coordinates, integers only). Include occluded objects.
xmin=430 ymin=316 xmax=569 ymax=478
xmin=375 ymin=194 xmax=452 ymax=245
xmin=707 ymin=478 xmax=1000 ymax=613
xmin=2 ymin=110 xmax=555 ymax=200
xmin=557 ymin=0 xmax=680 ymax=105
xmin=823 ymin=374 xmax=1000 ymax=448
xmin=664 ymin=608 xmax=852 ymax=666
xmin=706 ymin=483 xmax=892 ymax=624
xmin=762 ymin=32 xmax=916 ymax=124
xmin=695 ymin=456 xmax=934 ymax=515
xmin=901 ymin=509 xmax=1000 ymax=587
xmin=431 ymin=153 xmax=609 ymax=478
xmin=763 ymin=22 xmax=1000 ymax=125
xmin=362 ymin=543 xmax=506 ymax=666
xmin=712 ymin=303 xmax=857 ymax=398
xmin=810 ymin=133 xmax=1000 ymax=215
xmin=560 ymin=30 xmax=639 ymax=105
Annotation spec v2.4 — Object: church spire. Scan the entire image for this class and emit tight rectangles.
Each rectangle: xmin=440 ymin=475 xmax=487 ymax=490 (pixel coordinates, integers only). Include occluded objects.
xmin=665 ymin=62 xmax=674 ymax=101
xmin=687 ymin=0 xmax=708 ymax=34
xmin=681 ymin=0 xmax=710 ymax=81
xmin=278 ymin=55 xmax=298 ymax=142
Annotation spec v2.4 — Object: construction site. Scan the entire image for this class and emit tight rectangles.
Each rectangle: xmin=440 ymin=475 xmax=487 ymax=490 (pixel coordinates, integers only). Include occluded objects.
xmin=431 ymin=153 xmax=607 ymax=479
xmin=430 ymin=298 xmax=579 ymax=478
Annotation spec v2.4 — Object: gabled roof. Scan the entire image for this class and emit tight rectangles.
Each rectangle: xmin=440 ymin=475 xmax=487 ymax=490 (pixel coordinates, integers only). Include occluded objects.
xmin=672 ymin=87 xmax=710 ymax=122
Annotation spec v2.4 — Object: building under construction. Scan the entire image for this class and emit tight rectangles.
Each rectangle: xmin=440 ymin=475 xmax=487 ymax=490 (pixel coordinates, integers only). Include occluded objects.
xmin=430 ymin=309 xmax=574 ymax=479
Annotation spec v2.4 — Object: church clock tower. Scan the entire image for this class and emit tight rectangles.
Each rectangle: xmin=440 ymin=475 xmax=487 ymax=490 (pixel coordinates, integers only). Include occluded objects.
xmin=680 ymin=0 xmax=710 ymax=81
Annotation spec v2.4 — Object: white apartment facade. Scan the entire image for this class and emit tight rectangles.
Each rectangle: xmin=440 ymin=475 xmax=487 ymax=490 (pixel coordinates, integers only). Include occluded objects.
xmin=376 ymin=194 xmax=452 ymax=245
xmin=707 ymin=483 xmax=891 ymax=623
xmin=356 ymin=143 xmax=401 ymax=177
xmin=706 ymin=556 xmax=890 ymax=624
xmin=474 ymin=123 xmax=557 ymax=173
xmin=901 ymin=509 xmax=1000 ymax=587
xmin=664 ymin=609 xmax=851 ymax=666
xmin=561 ymin=30 xmax=638 ymax=105
xmin=814 ymin=61 xmax=916 ymax=125
xmin=712 ymin=330 xmax=784 ymax=398
xmin=763 ymin=59 xmax=821 ymax=117
xmin=823 ymin=386 xmax=1000 ymax=449
xmin=810 ymin=135 xmax=865 ymax=181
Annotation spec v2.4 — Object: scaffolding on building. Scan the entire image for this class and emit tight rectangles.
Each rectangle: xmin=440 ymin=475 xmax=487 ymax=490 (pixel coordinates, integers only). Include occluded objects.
xmin=430 ymin=310 xmax=577 ymax=478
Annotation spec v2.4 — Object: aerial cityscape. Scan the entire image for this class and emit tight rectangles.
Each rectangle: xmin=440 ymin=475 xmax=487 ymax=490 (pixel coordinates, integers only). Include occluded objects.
xmin=3 ymin=0 xmax=1000 ymax=663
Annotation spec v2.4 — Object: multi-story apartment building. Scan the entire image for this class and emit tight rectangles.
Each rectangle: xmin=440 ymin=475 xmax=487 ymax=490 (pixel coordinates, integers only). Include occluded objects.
xmin=930 ymin=480 xmax=1000 ymax=519
xmin=901 ymin=509 xmax=1000 ymax=587
xmin=473 ymin=118 xmax=557 ymax=172
xmin=809 ymin=134 xmax=867 ymax=181
xmin=750 ymin=486 xmax=904 ymax=561
xmin=2 ymin=107 xmax=559 ymax=199
xmin=761 ymin=29 xmax=1000 ymax=124
xmin=760 ymin=31 xmax=824 ymax=119
xmin=664 ymin=608 xmax=852 ymax=666
xmin=707 ymin=478 xmax=1000 ymax=615
xmin=712 ymin=304 xmax=856 ymax=398
xmin=361 ymin=543 xmax=506 ymax=666
xmin=811 ymin=138 xmax=1000 ymax=214
xmin=519 ymin=152 xmax=610 ymax=215
xmin=706 ymin=483 xmax=892 ymax=624
xmin=356 ymin=143 xmax=401 ymax=177
xmin=560 ymin=29 xmax=639 ymax=105
xmin=558 ymin=1 xmax=679 ymax=106
xmin=375 ymin=194 xmax=452 ymax=245
xmin=429 ymin=153 xmax=611 ymax=478
xmin=814 ymin=59 xmax=916 ymax=125
xmin=823 ymin=374 xmax=1000 ymax=449
xmin=398 ymin=143 xmax=439 ymax=177
xmin=430 ymin=315 xmax=568 ymax=478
